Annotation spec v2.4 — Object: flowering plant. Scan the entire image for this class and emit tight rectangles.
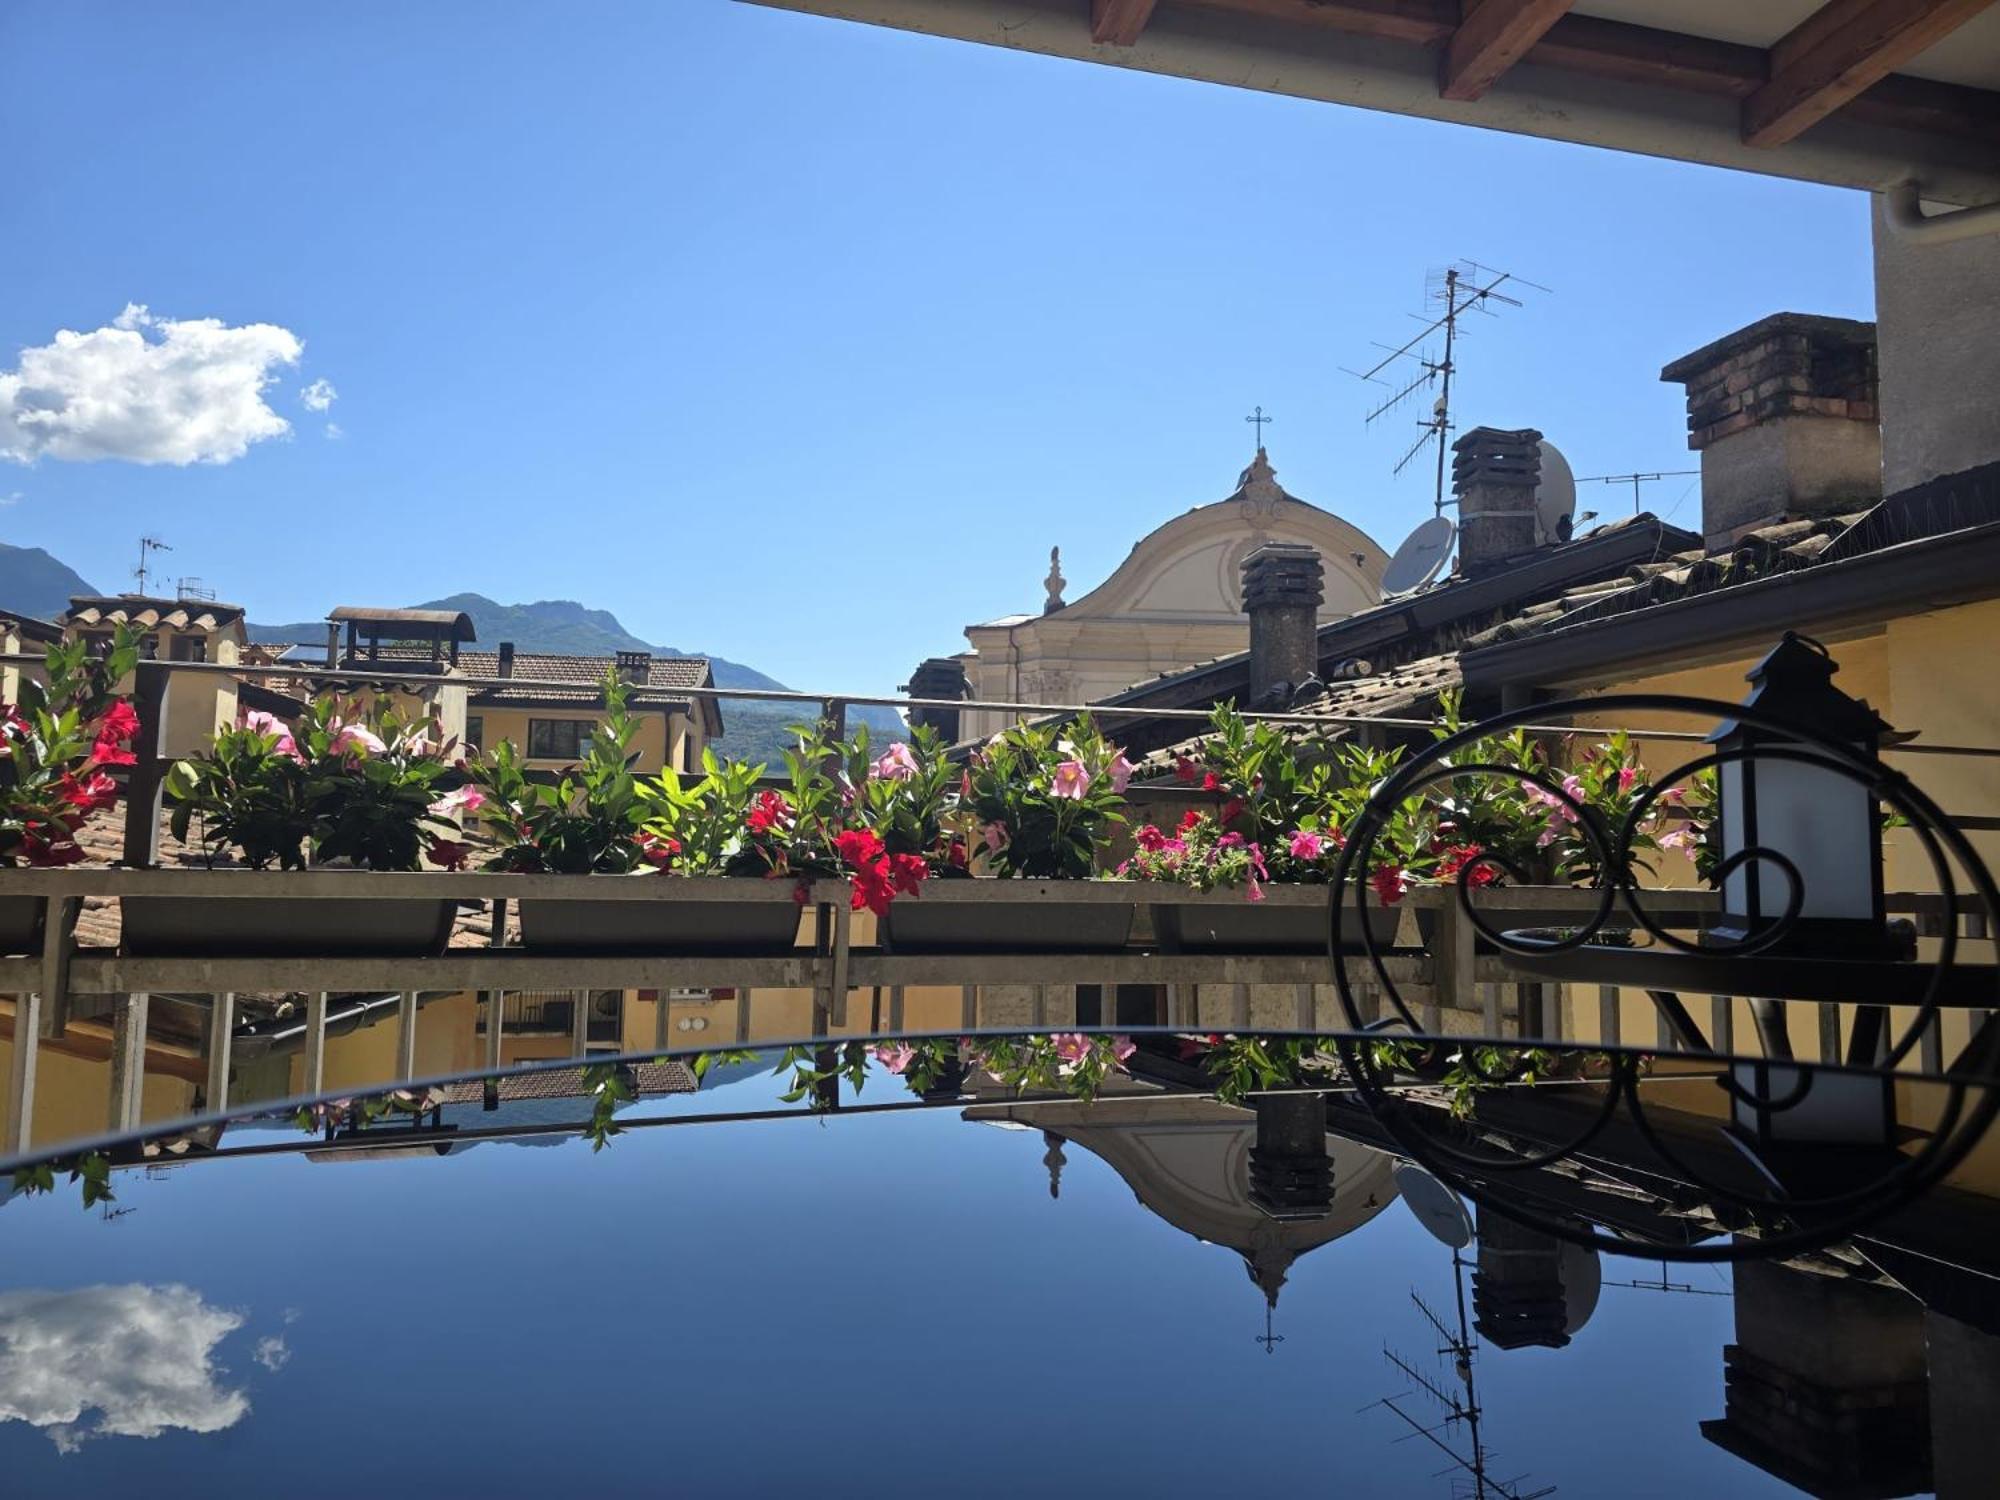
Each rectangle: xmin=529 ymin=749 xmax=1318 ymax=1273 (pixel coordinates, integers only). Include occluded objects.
xmin=1120 ymin=809 xmax=1270 ymax=898
xmin=168 ymin=696 xmax=462 ymax=870
xmin=0 ymin=629 xmax=142 ymax=866
xmin=961 ymin=716 xmax=1132 ymax=879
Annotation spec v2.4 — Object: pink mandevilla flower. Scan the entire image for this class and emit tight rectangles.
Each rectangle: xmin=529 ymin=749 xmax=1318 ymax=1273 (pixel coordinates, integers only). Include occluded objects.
xmin=873 ymin=1042 xmax=917 ymax=1075
xmin=870 ymin=742 xmax=919 ymax=783
xmin=331 ymin=724 xmax=387 ymax=757
xmin=1051 ymin=760 xmax=1091 ymax=800
xmin=1110 ymin=1035 xmax=1137 ymax=1064
xmin=1108 ymin=752 xmax=1136 ymax=795
xmin=1051 ymin=1033 xmax=1092 ymax=1066
xmin=429 ymin=786 xmax=487 ymax=819
xmin=1617 ymin=765 xmax=1638 ymax=792
xmin=1288 ymin=830 xmax=1324 ymax=861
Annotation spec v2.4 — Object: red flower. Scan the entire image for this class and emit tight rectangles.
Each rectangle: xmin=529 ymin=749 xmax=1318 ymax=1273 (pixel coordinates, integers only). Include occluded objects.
xmin=1178 ymin=808 xmax=1203 ymax=832
xmin=428 ymin=838 xmax=471 ymax=871
xmin=1175 ymin=756 xmax=1198 ymax=785
xmin=945 ymin=839 xmax=968 ymax=870
xmin=1219 ymin=797 xmax=1245 ymax=825
xmin=1201 ymin=772 xmax=1220 ymax=792
xmin=850 ymin=861 xmax=895 ymax=917
xmin=834 ymin=827 xmax=885 ymax=868
xmin=636 ymin=832 xmax=682 ymax=870
xmin=59 ymin=769 xmax=119 ymax=814
xmin=887 ymin=852 xmax=929 ymax=897
xmin=1436 ymin=843 xmax=1499 ymax=888
xmin=1135 ymin=824 xmax=1168 ymax=852
xmin=791 ymin=879 xmax=812 ymax=907
xmin=22 ymin=830 xmax=84 ymax=867
xmin=1370 ymin=865 xmax=1410 ymax=906
xmin=89 ymin=700 xmax=141 ymax=767
xmin=746 ymin=789 xmax=792 ymax=835
xmin=1177 ymin=1032 xmax=1224 ymax=1061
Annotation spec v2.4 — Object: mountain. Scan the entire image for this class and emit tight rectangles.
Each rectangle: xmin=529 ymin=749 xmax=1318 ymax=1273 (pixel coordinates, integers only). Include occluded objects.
xmin=243 ymin=590 xmax=902 ymax=754
xmin=0 ymin=543 xmax=97 ymax=621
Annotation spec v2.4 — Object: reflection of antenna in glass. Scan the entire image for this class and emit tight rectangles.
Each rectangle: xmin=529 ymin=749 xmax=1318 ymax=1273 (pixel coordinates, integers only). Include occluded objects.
xmin=1345 ymin=262 xmax=1549 ymax=516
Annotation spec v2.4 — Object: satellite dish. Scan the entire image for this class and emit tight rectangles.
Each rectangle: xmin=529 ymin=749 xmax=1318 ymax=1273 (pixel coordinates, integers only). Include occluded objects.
xmin=1394 ymin=1162 xmax=1474 ymax=1249
xmin=1535 ymin=439 xmax=1577 ymax=545
xmin=1560 ymin=1240 xmax=1603 ymax=1335
xmin=1381 ymin=516 xmax=1455 ymax=597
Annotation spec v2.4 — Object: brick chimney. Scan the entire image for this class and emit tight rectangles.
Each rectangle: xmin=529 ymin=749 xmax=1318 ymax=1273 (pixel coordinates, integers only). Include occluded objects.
xmin=1453 ymin=427 xmax=1542 ymax=577
xmin=496 ymin=641 xmax=515 ymax=679
xmin=1661 ymin=313 xmax=1880 ymax=549
xmin=614 ymin=649 xmax=651 ymax=685
xmin=901 ymin=656 xmax=968 ymax=743
xmin=1240 ymin=543 xmax=1323 ymax=704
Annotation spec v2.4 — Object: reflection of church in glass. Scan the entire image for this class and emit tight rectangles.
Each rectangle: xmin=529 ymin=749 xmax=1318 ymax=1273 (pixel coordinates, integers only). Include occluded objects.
xmin=963 ymin=1090 xmax=1399 ymax=1311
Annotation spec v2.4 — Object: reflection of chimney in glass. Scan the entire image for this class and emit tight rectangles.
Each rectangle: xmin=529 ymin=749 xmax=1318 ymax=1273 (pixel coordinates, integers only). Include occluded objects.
xmin=1700 ymin=1260 xmax=1930 ymax=1496
xmin=1471 ymin=1206 xmax=1572 ymax=1351
xmin=1247 ymin=1092 xmax=1334 ymax=1222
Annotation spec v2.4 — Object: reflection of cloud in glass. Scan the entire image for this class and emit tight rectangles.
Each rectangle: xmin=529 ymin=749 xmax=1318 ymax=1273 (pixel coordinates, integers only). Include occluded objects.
xmin=0 ymin=1285 xmax=249 ymax=1453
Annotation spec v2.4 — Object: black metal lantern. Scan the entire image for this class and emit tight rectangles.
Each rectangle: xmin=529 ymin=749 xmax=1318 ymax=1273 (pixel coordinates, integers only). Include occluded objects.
xmin=1706 ymin=634 xmax=1894 ymax=959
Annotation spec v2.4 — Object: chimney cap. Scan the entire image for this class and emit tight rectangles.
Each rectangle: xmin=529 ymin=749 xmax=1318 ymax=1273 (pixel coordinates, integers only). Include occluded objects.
xmin=1660 ymin=312 xmax=1875 ymax=385
xmin=1241 ymin=543 xmax=1324 ymax=613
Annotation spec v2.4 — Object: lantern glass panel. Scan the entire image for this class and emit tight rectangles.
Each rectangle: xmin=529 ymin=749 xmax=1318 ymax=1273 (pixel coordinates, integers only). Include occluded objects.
xmin=1744 ymin=743 xmax=1876 ymax=923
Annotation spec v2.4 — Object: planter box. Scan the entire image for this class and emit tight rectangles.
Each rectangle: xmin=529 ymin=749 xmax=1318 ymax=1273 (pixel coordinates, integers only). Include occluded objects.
xmin=881 ymin=898 xmax=1135 ymax=954
xmin=518 ymin=881 xmax=804 ymax=955
xmin=123 ymin=890 xmax=457 ymax=958
xmin=0 ymin=894 xmax=49 ymax=956
xmin=1157 ymin=898 xmax=1401 ymax=955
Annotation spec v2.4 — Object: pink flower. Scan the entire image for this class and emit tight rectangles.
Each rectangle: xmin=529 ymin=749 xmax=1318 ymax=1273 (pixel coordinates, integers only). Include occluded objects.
xmin=870 ymin=742 xmax=919 ymax=783
xmin=1617 ymin=765 xmax=1638 ymax=792
xmin=1288 ymin=830 xmax=1324 ymax=861
xmin=1051 ymin=760 xmax=1091 ymax=800
xmin=428 ymin=786 xmax=487 ymax=819
xmin=1562 ymin=772 xmax=1586 ymax=802
xmin=1657 ymin=825 xmax=1698 ymax=855
xmin=1110 ymin=1035 xmax=1137 ymax=1064
xmin=1108 ymin=752 xmax=1136 ymax=794
xmin=331 ymin=724 xmax=387 ymax=757
xmin=1051 ymin=1033 xmax=1092 ymax=1066
xmin=243 ymin=709 xmax=286 ymax=736
xmin=1659 ymin=784 xmax=1687 ymax=805
xmin=982 ymin=821 xmax=1008 ymax=854
xmin=874 ymin=1042 xmax=916 ymax=1075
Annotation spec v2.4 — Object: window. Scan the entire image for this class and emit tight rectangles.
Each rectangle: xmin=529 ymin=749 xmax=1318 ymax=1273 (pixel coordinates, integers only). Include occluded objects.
xmin=464 ymin=716 xmax=484 ymax=752
xmin=169 ymin=635 xmax=206 ymax=662
xmin=527 ymin=718 xmax=594 ymax=760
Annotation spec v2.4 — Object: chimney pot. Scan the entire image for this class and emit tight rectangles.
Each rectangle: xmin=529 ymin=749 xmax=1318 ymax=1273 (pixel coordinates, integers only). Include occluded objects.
xmin=902 ymin=656 xmax=969 ymax=743
xmin=614 ymin=649 xmax=651 ymax=685
xmin=1661 ymin=312 xmax=1880 ymax=548
xmin=1241 ymin=543 xmax=1323 ymax=704
xmin=1453 ymin=427 xmax=1542 ymax=577
xmin=497 ymin=642 xmax=515 ymax=679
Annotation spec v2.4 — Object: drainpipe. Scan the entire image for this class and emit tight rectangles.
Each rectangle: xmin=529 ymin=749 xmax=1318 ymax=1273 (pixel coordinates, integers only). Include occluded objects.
xmin=1883 ymin=181 xmax=2000 ymax=246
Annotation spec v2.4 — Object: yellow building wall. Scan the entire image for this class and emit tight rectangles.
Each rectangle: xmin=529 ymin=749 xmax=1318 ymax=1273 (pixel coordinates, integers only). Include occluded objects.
xmin=470 ymin=705 xmax=674 ymax=774
xmin=0 ymin=1032 xmax=197 ymax=1152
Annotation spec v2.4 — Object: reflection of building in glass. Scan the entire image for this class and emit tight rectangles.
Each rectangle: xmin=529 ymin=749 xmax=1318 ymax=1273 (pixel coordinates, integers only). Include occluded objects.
xmin=966 ymin=1093 xmax=1397 ymax=1309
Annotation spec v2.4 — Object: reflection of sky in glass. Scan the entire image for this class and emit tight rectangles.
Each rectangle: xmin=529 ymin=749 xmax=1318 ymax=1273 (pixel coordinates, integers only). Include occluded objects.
xmin=0 ymin=1065 xmax=1810 ymax=1497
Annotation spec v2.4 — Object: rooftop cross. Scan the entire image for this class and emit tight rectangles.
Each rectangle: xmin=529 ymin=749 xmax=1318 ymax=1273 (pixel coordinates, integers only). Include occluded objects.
xmin=1255 ymin=1304 xmax=1285 ymax=1354
xmin=1244 ymin=405 xmax=1272 ymax=450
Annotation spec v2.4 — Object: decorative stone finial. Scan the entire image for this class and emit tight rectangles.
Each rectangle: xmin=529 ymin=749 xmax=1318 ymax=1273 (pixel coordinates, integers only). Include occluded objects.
xmin=1235 ymin=448 xmax=1285 ymax=521
xmin=1043 ymin=546 xmax=1066 ymax=614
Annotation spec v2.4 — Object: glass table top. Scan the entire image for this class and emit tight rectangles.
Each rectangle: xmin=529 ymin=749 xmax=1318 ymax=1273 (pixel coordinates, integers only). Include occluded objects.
xmin=4 ymin=1029 xmax=1994 ymax=1498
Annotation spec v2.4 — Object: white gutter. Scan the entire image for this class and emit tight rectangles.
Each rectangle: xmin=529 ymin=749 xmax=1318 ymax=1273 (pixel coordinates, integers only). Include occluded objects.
xmin=1883 ymin=181 xmax=2000 ymax=245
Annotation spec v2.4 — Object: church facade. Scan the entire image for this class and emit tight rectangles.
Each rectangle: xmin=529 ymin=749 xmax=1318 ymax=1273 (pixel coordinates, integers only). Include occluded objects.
xmin=955 ymin=449 xmax=1386 ymax=739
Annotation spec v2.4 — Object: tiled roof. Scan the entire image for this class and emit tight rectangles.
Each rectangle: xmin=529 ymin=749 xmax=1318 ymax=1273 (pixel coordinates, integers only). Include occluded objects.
xmin=348 ymin=646 xmax=713 ymax=711
xmin=66 ymin=595 xmax=247 ymax=633
xmin=1462 ymin=464 xmax=2000 ymax=652
xmin=436 ymin=1061 xmax=696 ymax=1106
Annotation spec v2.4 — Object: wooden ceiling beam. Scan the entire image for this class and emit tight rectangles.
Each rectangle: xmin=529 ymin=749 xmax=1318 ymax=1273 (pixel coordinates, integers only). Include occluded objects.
xmin=1178 ymin=0 xmax=2000 ymax=145
xmin=1743 ymin=0 xmax=2000 ymax=147
xmin=1439 ymin=0 xmax=1576 ymax=102
xmin=1091 ymin=0 xmax=1160 ymax=45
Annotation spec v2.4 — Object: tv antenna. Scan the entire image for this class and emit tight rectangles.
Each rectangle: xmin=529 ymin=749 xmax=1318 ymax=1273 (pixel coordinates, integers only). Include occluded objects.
xmin=1574 ymin=469 xmax=1699 ymax=517
xmin=134 ymin=535 xmax=172 ymax=594
xmin=1366 ymin=1258 xmax=1555 ymax=1499
xmin=1345 ymin=262 xmax=1548 ymax=516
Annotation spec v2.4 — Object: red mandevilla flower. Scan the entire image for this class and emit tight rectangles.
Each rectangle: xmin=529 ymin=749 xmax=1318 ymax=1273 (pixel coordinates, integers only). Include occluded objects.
xmin=1219 ymin=797 xmax=1245 ymax=825
xmin=1178 ymin=809 xmax=1203 ymax=832
xmin=746 ymin=789 xmax=793 ymax=835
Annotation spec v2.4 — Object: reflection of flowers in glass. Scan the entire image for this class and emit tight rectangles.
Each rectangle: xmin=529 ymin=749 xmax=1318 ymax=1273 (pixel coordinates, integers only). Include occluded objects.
xmin=873 ymin=1042 xmax=917 ymax=1074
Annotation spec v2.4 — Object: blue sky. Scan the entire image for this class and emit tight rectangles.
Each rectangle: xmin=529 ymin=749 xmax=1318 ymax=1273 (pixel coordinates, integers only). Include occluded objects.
xmin=3 ymin=2 xmax=1874 ymax=694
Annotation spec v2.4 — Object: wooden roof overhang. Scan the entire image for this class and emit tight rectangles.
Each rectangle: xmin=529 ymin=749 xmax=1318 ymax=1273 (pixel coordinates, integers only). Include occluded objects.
xmin=740 ymin=1 xmax=2000 ymax=206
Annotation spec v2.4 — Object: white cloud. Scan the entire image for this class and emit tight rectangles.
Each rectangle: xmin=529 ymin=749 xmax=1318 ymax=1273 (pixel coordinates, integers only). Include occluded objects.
xmin=324 ymin=421 xmax=344 ymax=440
xmin=299 ymin=377 xmax=337 ymax=413
xmin=0 ymin=306 xmax=305 ymax=466
xmin=0 ymin=1284 xmax=250 ymax=1453
xmin=252 ymin=1335 xmax=290 ymax=1372
xmin=0 ymin=491 xmax=19 ymax=507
